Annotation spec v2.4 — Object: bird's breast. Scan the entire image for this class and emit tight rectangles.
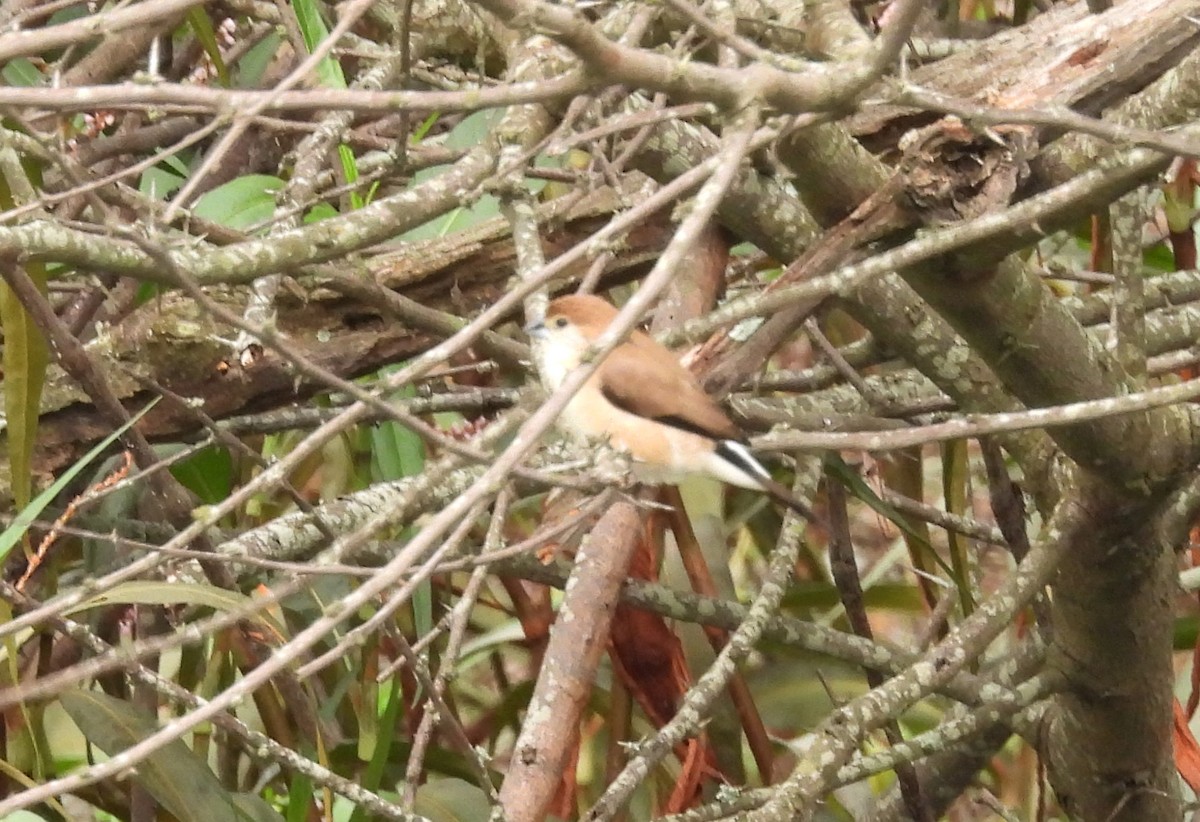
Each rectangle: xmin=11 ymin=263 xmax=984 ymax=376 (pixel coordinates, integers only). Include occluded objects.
xmin=531 ymin=339 xmax=579 ymax=393
xmin=559 ymin=381 xmax=716 ymax=481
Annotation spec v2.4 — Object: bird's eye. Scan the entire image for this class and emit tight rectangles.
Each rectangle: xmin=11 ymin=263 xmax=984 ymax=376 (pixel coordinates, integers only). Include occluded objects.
xmin=552 ymin=317 xmax=569 ymax=328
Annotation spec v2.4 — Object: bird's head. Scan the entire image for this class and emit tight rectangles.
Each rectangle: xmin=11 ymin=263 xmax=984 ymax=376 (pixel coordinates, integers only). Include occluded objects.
xmin=526 ymin=294 xmax=621 ymax=390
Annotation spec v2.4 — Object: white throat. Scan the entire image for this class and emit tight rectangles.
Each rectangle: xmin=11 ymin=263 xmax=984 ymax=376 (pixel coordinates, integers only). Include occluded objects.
xmin=531 ymin=331 xmax=586 ymax=392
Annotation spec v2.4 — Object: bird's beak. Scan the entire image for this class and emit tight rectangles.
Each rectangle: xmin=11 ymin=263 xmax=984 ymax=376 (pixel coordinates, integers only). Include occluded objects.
xmin=524 ymin=317 xmax=547 ymax=339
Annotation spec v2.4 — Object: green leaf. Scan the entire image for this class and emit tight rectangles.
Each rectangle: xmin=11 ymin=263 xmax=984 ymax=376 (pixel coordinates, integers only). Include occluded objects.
xmin=60 ymin=689 xmax=245 ymax=822
xmin=457 ymin=621 xmax=526 ymax=670
xmin=0 ymin=580 xmax=287 ymax=667
xmin=367 ymin=386 xmax=430 ymax=635
xmin=1175 ymin=613 xmax=1199 ymax=650
xmin=284 ymin=771 xmax=314 ymax=822
xmin=346 ymin=683 xmax=405 ymax=822
xmin=401 ymin=190 xmax=500 ymax=241
xmin=369 ymin=424 xmax=425 ymax=482
xmin=411 ymin=580 xmax=434 ymax=640
xmin=160 ymin=152 xmax=191 ymax=176
xmin=412 ymin=778 xmax=492 ymax=822
xmin=0 ymin=399 xmax=159 ymax=565
xmin=443 ymin=110 xmax=502 ymax=150
xmin=304 ymin=202 xmax=339 ymax=223
xmin=192 ymin=175 xmax=283 ymax=230
xmin=291 ymin=0 xmax=346 ymax=89
xmin=233 ymin=793 xmax=287 ymax=822
xmin=186 ymin=7 xmax=230 ymax=86
xmin=0 ymin=605 xmax=54 ymax=781
xmin=0 ymin=154 xmax=50 ymax=514
xmin=237 ymin=32 xmax=282 ymax=87
xmin=65 ymin=580 xmax=284 ymax=630
xmin=338 ymin=143 xmax=364 ymax=209
xmin=1144 ymin=241 xmax=1176 ymax=273
xmin=824 ymin=453 xmax=951 ymax=577
xmin=942 ymin=440 xmax=976 ymax=616
xmin=0 ymin=273 xmax=50 ymax=513
xmin=403 ymin=111 xmax=510 ymax=239
xmin=527 ymin=151 xmax=563 ymax=197
xmin=139 ymin=164 xmax=186 ymax=199
xmin=411 ymin=112 xmax=440 ymax=144
xmin=1 ymin=59 xmax=43 ymax=87
xmin=171 ymin=445 xmax=233 ymax=504
xmin=369 ymin=376 xmax=426 ymax=481
xmin=135 ymin=280 xmax=166 ymax=305
xmin=781 ymin=581 xmax=926 ymax=612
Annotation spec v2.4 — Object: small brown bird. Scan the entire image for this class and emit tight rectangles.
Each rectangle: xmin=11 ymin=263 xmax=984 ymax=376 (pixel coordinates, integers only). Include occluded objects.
xmin=527 ymin=294 xmax=815 ymax=521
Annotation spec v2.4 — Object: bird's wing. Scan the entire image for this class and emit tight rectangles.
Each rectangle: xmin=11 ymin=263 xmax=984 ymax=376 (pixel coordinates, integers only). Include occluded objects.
xmin=597 ymin=335 xmax=743 ymax=442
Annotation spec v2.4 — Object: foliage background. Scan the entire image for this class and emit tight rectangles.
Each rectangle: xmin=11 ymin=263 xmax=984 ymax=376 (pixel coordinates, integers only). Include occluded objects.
xmin=3 ymin=0 xmax=1200 ymax=819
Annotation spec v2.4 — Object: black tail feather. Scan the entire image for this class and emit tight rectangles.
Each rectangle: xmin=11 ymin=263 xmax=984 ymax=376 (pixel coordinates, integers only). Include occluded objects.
xmin=714 ymin=441 xmax=818 ymax=524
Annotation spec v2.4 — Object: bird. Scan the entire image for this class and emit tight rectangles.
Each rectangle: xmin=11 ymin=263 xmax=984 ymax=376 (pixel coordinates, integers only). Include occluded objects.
xmin=526 ymin=293 xmax=816 ymax=522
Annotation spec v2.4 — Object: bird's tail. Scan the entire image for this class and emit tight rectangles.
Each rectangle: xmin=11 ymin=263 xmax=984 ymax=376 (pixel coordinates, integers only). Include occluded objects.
xmin=714 ymin=440 xmax=819 ymax=523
